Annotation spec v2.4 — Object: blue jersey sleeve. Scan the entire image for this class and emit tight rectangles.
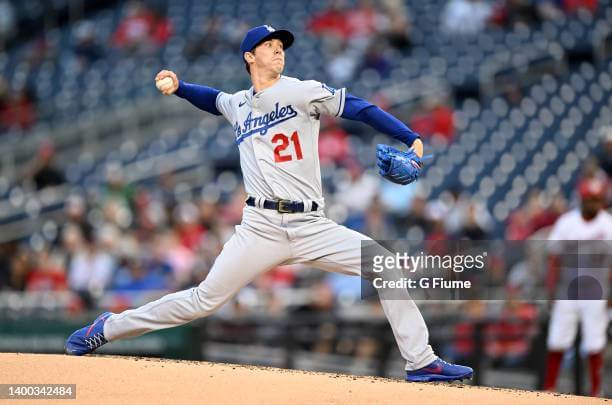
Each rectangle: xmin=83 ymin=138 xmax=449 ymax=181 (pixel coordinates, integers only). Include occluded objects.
xmin=340 ymin=93 xmax=420 ymax=147
xmin=175 ymin=81 xmax=222 ymax=116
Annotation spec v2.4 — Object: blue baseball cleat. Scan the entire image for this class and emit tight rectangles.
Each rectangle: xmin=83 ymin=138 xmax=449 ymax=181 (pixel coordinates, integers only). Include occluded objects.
xmin=64 ymin=312 xmax=113 ymax=356
xmin=406 ymin=358 xmax=473 ymax=382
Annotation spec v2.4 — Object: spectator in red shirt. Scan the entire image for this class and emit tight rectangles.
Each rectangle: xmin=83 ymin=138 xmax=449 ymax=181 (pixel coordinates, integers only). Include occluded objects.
xmin=344 ymin=0 xmax=380 ymax=39
xmin=530 ymin=192 xmax=567 ymax=232
xmin=112 ymin=1 xmax=172 ymax=53
xmin=563 ymin=0 xmax=598 ymax=13
xmin=410 ymin=95 xmax=455 ymax=145
xmin=506 ymin=189 xmax=544 ymax=240
xmin=318 ymin=118 xmax=351 ymax=166
xmin=150 ymin=7 xmax=173 ymax=47
xmin=112 ymin=1 xmax=153 ymax=48
xmin=0 ymin=86 xmax=36 ymax=131
xmin=173 ymin=202 xmax=204 ymax=251
xmin=25 ymin=248 xmax=67 ymax=292
xmin=307 ymin=0 xmax=351 ymax=40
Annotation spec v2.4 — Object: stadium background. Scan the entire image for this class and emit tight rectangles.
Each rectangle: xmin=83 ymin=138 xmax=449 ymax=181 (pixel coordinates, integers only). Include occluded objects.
xmin=0 ymin=0 xmax=610 ymax=397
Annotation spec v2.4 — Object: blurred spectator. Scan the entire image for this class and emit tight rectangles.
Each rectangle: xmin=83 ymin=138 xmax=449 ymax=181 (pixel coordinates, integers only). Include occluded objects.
xmin=173 ymin=202 xmax=205 ymax=251
xmin=426 ymin=218 xmax=450 ymax=241
xmin=501 ymin=82 xmax=524 ymax=107
xmin=58 ymin=196 xmax=88 ymax=246
xmin=360 ymin=41 xmax=393 ymax=79
xmin=485 ymin=301 xmax=538 ymax=367
xmin=536 ymin=0 xmax=565 ymax=20
xmin=25 ymin=248 xmax=67 ymax=292
xmin=101 ymin=163 xmax=135 ymax=217
xmin=506 ymin=206 xmax=532 ymax=241
xmin=506 ymin=188 xmax=543 ymax=240
xmin=111 ymin=256 xmax=173 ymax=292
xmin=151 ymin=171 xmax=179 ymax=218
xmin=67 ymin=227 xmax=115 ymax=307
xmin=184 ymin=17 xmax=247 ymax=61
xmin=507 ymin=245 xmax=543 ymax=299
xmin=307 ymin=0 xmax=351 ymax=40
xmin=73 ymin=21 xmax=105 ymax=69
xmin=379 ymin=180 xmax=418 ymax=218
xmin=0 ymin=0 xmax=15 ymax=48
xmin=150 ymin=6 xmax=173 ymax=47
xmin=446 ymin=300 xmax=538 ymax=367
xmin=336 ymin=162 xmax=379 ymax=222
xmin=133 ymin=187 xmax=168 ymax=238
xmin=530 ymin=192 xmax=567 ymax=231
xmin=291 ymin=279 xmax=337 ymax=352
xmin=562 ymin=0 xmax=598 ymax=14
xmin=430 ymin=187 xmax=493 ymax=237
xmin=0 ymin=86 xmax=37 ymax=131
xmin=112 ymin=1 xmax=171 ymax=54
xmin=441 ymin=0 xmax=493 ymax=36
xmin=157 ymin=231 xmax=196 ymax=287
xmin=324 ymin=38 xmax=360 ymax=85
xmin=457 ymin=201 xmax=491 ymax=240
xmin=380 ymin=0 xmax=413 ymax=52
xmin=60 ymin=223 xmax=84 ymax=259
xmin=26 ymin=141 xmax=66 ymax=190
xmin=492 ymin=0 xmax=542 ymax=28
xmin=344 ymin=0 xmax=380 ymax=40
xmin=0 ymin=76 xmax=8 ymax=127
xmin=577 ymin=156 xmax=608 ymax=192
xmin=395 ymin=194 xmax=433 ymax=236
xmin=184 ymin=17 xmax=223 ymax=60
xmin=410 ymin=95 xmax=455 ymax=145
xmin=112 ymin=1 xmax=153 ymax=51
xmin=318 ymin=118 xmax=351 ymax=166
xmin=0 ymin=242 xmax=18 ymax=290
xmin=363 ymin=197 xmax=391 ymax=239
xmin=25 ymin=36 xmax=57 ymax=68
xmin=445 ymin=300 xmax=487 ymax=363
xmin=506 ymin=188 xmax=568 ymax=240
xmin=576 ymin=156 xmax=610 ymax=208
xmin=198 ymin=198 xmax=220 ymax=232
xmin=219 ymin=185 xmax=248 ymax=227
xmin=596 ymin=129 xmax=612 ymax=178
xmin=8 ymin=245 xmax=32 ymax=291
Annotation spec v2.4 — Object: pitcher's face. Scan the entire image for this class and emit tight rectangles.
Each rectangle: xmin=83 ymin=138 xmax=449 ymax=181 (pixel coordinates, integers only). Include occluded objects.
xmin=253 ymin=38 xmax=285 ymax=75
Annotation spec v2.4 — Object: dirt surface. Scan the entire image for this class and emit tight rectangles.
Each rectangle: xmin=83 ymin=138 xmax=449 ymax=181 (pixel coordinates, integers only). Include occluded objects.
xmin=0 ymin=353 xmax=607 ymax=404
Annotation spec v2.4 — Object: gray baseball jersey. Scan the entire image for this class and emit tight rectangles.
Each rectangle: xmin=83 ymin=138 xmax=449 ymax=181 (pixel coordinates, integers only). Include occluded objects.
xmin=216 ymin=75 xmax=346 ymax=204
xmin=102 ymin=75 xmax=437 ymax=372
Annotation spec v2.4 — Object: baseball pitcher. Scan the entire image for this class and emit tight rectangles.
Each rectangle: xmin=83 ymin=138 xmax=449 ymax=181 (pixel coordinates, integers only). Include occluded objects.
xmin=65 ymin=25 xmax=473 ymax=382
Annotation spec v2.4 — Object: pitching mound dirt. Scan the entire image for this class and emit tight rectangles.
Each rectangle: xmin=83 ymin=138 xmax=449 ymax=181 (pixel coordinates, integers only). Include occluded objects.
xmin=0 ymin=353 xmax=606 ymax=404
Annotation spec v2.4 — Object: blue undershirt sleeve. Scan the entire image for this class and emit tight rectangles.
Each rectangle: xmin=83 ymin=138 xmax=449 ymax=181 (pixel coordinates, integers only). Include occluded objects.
xmin=340 ymin=93 xmax=420 ymax=147
xmin=174 ymin=80 xmax=222 ymax=116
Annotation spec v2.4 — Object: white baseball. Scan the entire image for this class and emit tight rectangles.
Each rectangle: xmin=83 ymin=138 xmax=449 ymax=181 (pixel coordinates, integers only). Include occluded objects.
xmin=156 ymin=76 xmax=174 ymax=92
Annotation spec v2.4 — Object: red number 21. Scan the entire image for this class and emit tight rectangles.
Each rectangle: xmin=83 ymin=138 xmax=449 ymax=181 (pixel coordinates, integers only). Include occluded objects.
xmin=272 ymin=131 xmax=303 ymax=163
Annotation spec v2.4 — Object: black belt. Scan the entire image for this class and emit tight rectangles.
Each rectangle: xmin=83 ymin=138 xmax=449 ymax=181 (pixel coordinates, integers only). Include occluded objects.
xmin=245 ymin=196 xmax=319 ymax=213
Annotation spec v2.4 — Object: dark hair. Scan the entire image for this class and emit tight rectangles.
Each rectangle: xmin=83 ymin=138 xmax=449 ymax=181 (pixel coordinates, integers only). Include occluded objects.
xmin=244 ymin=48 xmax=255 ymax=74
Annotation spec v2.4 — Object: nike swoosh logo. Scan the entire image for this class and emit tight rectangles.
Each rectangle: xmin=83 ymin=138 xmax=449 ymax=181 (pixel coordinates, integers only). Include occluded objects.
xmin=239 ymin=100 xmax=247 ymax=107
xmin=86 ymin=313 xmax=110 ymax=336
xmin=423 ymin=364 xmax=444 ymax=373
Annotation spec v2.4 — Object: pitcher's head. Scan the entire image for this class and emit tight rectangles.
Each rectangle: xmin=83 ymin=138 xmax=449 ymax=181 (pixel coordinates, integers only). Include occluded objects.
xmin=240 ymin=25 xmax=294 ymax=75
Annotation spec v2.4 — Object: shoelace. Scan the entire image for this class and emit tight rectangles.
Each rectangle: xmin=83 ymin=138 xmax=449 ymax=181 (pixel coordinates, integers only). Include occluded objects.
xmin=84 ymin=333 xmax=107 ymax=350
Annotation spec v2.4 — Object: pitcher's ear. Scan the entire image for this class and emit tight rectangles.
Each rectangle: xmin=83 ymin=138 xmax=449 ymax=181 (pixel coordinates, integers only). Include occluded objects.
xmin=244 ymin=51 xmax=255 ymax=63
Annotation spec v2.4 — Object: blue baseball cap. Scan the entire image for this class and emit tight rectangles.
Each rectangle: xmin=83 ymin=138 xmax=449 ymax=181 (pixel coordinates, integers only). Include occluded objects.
xmin=240 ymin=25 xmax=294 ymax=59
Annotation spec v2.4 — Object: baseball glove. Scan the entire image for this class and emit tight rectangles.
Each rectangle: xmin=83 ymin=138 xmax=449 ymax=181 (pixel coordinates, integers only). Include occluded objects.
xmin=376 ymin=144 xmax=423 ymax=185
